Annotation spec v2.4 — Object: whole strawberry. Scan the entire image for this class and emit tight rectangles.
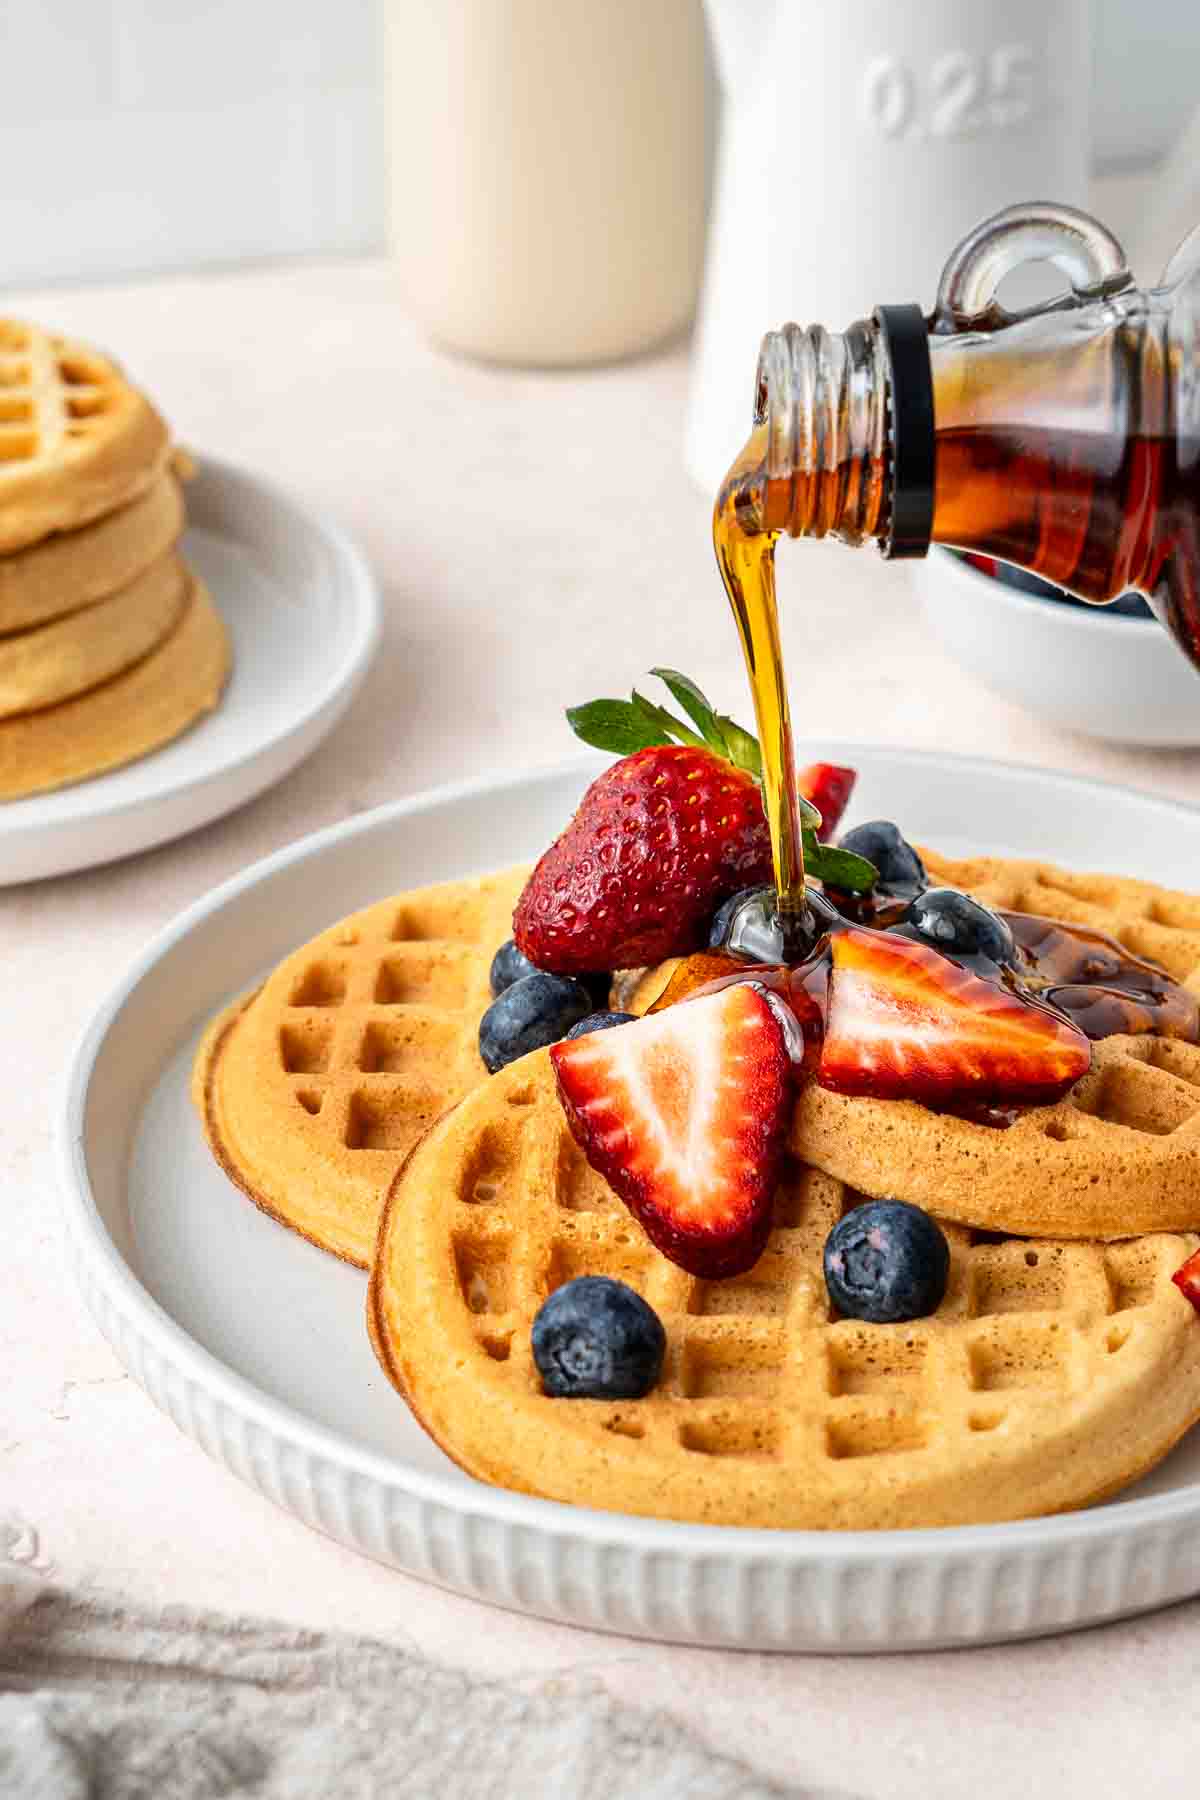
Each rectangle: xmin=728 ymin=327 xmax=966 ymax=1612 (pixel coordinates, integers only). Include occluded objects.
xmin=516 ymin=744 xmax=771 ymax=971
xmin=513 ymin=669 xmax=875 ymax=974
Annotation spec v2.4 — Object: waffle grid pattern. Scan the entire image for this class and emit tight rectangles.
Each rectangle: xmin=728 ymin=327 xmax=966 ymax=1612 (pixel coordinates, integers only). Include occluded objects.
xmin=0 ymin=320 xmax=116 ymax=468
xmin=923 ymin=852 xmax=1200 ymax=989
xmin=199 ymin=871 xmax=530 ymax=1266
xmin=431 ymin=1071 xmax=1188 ymax=1474
xmin=924 ymin=852 xmax=1200 ymax=1151
xmin=70 ymin=1189 xmax=1200 ymax=1646
xmin=268 ymin=886 xmax=515 ymax=1170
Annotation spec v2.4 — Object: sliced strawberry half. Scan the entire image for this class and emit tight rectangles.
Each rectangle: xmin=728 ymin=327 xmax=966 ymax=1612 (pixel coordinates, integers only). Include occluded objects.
xmin=550 ymin=983 xmax=791 ymax=1279
xmin=818 ymin=926 xmax=1091 ymax=1110
xmin=798 ymin=762 xmax=857 ymax=841
xmin=1173 ymin=1247 xmax=1200 ymax=1314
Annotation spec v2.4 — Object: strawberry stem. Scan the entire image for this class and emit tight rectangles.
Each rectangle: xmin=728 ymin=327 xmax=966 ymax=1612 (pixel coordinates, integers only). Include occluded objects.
xmin=566 ymin=670 xmax=879 ymax=893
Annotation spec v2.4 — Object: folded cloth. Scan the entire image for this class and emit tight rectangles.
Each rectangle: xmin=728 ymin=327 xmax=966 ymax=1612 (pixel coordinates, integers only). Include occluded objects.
xmin=0 ymin=1520 xmax=46 ymax=1640
xmin=0 ymin=1528 xmax=837 ymax=1800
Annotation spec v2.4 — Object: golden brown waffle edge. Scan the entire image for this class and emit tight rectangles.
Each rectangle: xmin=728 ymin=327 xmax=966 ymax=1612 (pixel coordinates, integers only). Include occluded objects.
xmin=0 ymin=568 xmax=228 ymax=799
xmin=193 ymin=869 xmax=532 ymax=1267
xmin=0 ymin=472 xmax=185 ymax=635
xmin=0 ymin=549 xmax=188 ymax=718
xmin=368 ymin=1053 xmax=1200 ymax=1530
xmin=0 ymin=319 xmax=169 ymax=553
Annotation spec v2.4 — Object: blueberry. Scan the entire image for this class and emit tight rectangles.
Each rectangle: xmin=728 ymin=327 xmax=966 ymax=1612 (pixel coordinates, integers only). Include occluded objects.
xmin=838 ymin=821 xmax=926 ymax=899
xmin=478 ymin=971 xmax=592 ymax=1072
xmin=492 ymin=942 xmax=610 ymax=1008
xmin=901 ymin=887 xmax=1016 ymax=969
xmin=823 ymin=1200 xmax=950 ymax=1324
xmin=531 ymin=1276 xmax=665 ymax=1398
xmin=489 ymin=938 xmax=539 ymax=997
xmin=709 ymin=885 xmax=771 ymax=949
xmin=709 ymin=883 xmax=839 ymax=961
xmin=564 ymin=1010 xmax=637 ymax=1039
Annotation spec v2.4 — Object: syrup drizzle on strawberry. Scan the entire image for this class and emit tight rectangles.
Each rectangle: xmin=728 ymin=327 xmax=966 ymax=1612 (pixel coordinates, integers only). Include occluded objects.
xmin=648 ymin=884 xmax=1200 ymax=1128
xmin=831 ymin=878 xmax=1200 ymax=1048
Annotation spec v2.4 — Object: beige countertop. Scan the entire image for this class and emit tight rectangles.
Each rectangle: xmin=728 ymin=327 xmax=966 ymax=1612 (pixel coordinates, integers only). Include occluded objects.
xmin=4 ymin=257 xmax=1199 ymax=1799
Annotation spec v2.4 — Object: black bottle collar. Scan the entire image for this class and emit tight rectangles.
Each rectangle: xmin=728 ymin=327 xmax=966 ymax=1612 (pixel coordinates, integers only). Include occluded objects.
xmin=874 ymin=304 xmax=935 ymax=560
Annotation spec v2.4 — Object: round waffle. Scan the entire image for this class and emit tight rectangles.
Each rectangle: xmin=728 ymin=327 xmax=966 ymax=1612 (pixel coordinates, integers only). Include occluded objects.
xmin=0 ymin=549 xmax=187 ymax=719
xmin=192 ymin=868 xmax=530 ymax=1267
xmin=369 ymin=1053 xmax=1200 ymax=1529
xmin=0 ymin=471 xmax=185 ymax=635
xmin=0 ymin=318 xmax=169 ymax=553
xmin=0 ymin=569 xmax=228 ymax=800
xmin=789 ymin=851 xmax=1200 ymax=1239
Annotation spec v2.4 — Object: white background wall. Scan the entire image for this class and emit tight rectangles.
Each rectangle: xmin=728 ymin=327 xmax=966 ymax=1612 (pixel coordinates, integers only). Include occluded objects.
xmin=0 ymin=0 xmax=1195 ymax=289
xmin=0 ymin=0 xmax=381 ymax=286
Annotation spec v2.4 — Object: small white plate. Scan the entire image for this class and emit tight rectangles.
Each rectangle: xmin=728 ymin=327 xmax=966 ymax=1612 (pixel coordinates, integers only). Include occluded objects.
xmin=59 ymin=751 xmax=1200 ymax=1652
xmin=1 ymin=455 xmax=380 ymax=885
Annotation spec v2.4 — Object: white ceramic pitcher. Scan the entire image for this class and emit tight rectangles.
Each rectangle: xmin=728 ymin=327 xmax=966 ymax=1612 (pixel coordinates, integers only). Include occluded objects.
xmin=685 ymin=0 xmax=1092 ymax=492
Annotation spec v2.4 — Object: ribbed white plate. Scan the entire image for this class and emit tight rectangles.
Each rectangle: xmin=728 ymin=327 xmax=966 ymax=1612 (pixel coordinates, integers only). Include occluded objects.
xmin=1 ymin=455 xmax=380 ymax=885
xmin=59 ymin=750 xmax=1200 ymax=1651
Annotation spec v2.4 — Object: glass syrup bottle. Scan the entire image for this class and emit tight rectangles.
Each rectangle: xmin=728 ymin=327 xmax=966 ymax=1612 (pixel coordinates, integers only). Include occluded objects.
xmin=715 ymin=201 xmax=1200 ymax=925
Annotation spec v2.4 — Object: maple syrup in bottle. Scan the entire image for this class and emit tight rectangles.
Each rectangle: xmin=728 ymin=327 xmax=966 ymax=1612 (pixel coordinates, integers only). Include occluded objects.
xmin=722 ymin=202 xmax=1200 ymax=657
xmin=714 ymin=202 xmax=1200 ymax=928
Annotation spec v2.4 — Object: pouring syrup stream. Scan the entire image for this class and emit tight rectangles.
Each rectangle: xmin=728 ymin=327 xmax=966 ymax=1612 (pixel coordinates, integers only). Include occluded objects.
xmin=709 ymin=422 xmax=1200 ymax=1105
xmin=714 ymin=424 xmax=809 ymax=948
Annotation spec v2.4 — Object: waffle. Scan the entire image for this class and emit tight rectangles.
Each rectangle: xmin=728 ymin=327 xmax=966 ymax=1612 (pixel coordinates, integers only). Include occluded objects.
xmin=192 ymin=869 xmax=531 ymax=1267
xmin=0 ymin=471 xmax=185 ymax=636
xmin=368 ymin=1053 xmax=1200 ymax=1529
xmin=782 ymin=852 xmax=1200 ymax=1239
xmin=0 ymin=549 xmax=187 ymax=719
xmin=0 ymin=319 xmax=168 ymax=554
xmin=0 ymin=569 xmax=228 ymax=800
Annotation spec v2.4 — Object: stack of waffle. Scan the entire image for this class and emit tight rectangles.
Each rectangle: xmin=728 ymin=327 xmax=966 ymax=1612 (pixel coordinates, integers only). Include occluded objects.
xmin=193 ymin=857 xmax=1200 ymax=1530
xmin=0 ymin=318 xmax=230 ymax=800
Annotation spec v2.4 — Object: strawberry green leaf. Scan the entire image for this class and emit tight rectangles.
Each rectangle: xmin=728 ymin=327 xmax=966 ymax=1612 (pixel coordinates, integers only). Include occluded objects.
xmin=796 ymin=791 xmax=823 ymax=828
xmin=714 ymin=715 xmax=761 ymax=779
xmin=650 ymin=669 xmax=728 ymax=755
xmin=805 ymin=834 xmax=877 ymax=892
xmin=630 ymin=690 xmax=707 ymax=749
xmin=566 ymin=699 xmax=671 ymax=756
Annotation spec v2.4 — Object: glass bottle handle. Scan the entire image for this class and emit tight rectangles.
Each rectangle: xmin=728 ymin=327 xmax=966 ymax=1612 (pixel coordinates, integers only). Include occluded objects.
xmin=931 ymin=202 xmax=1133 ymax=334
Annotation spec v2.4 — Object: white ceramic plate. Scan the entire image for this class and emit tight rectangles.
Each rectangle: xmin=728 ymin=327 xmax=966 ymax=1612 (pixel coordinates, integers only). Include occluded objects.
xmin=59 ymin=750 xmax=1200 ymax=1652
xmin=1 ymin=455 xmax=380 ymax=886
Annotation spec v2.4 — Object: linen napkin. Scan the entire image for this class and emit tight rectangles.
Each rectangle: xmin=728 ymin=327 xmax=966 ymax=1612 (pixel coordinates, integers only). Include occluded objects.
xmin=0 ymin=1516 xmax=841 ymax=1799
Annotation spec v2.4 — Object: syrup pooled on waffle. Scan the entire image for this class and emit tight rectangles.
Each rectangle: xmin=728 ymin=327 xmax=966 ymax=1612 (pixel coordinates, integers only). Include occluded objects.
xmin=625 ymin=846 xmax=1200 ymax=1240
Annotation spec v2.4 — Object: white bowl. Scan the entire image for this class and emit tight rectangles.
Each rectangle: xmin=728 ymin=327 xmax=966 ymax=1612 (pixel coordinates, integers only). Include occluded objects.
xmin=917 ymin=547 xmax=1200 ymax=746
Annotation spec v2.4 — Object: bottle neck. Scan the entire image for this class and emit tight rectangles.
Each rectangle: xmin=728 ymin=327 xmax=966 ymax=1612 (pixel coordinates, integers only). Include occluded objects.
xmin=753 ymin=318 xmax=892 ymax=547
